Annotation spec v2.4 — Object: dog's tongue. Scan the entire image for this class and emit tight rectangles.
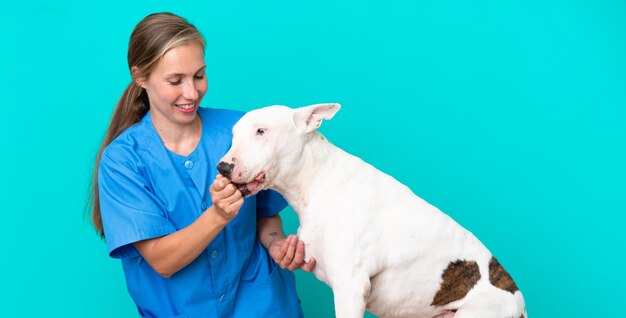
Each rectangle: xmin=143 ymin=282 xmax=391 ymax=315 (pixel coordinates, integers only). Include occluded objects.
xmin=254 ymin=172 xmax=266 ymax=183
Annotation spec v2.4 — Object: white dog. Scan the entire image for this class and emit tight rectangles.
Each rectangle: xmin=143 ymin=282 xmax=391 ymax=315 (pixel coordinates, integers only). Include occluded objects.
xmin=217 ymin=104 xmax=527 ymax=318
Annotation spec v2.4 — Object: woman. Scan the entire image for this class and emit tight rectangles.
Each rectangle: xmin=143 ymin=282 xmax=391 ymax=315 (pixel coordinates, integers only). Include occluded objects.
xmin=89 ymin=12 xmax=314 ymax=317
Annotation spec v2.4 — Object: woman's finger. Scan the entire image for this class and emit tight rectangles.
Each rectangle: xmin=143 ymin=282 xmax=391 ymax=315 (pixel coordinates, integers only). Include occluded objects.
xmin=301 ymin=257 xmax=316 ymax=272
xmin=210 ymin=176 xmax=228 ymax=192
xmin=288 ymin=240 xmax=306 ymax=271
xmin=223 ymin=188 xmax=242 ymax=205
xmin=270 ymin=239 xmax=287 ymax=262
xmin=280 ymin=236 xmax=297 ymax=269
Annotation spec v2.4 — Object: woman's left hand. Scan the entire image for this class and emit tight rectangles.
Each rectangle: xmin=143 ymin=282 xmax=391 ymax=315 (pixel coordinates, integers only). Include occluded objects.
xmin=269 ymin=234 xmax=316 ymax=272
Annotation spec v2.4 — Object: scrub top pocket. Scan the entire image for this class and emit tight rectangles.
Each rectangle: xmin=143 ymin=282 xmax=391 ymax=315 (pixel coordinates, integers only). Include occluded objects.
xmin=234 ymin=242 xmax=303 ymax=318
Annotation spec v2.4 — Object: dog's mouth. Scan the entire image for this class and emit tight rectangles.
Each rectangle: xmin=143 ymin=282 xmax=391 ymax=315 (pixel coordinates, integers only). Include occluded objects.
xmin=232 ymin=172 xmax=266 ymax=197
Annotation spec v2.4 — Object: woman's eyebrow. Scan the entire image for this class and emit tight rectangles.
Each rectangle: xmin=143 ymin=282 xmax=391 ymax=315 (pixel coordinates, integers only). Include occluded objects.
xmin=196 ymin=65 xmax=207 ymax=73
xmin=165 ymin=65 xmax=207 ymax=77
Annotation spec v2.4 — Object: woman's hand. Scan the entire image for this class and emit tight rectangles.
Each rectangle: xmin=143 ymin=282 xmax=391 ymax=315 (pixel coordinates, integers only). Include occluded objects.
xmin=134 ymin=174 xmax=243 ymax=278
xmin=209 ymin=174 xmax=244 ymax=224
xmin=268 ymin=234 xmax=316 ymax=272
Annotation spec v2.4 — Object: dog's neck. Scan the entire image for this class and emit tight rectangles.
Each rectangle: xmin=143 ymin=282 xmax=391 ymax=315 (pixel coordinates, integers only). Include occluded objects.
xmin=272 ymin=131 xmax=348 ymax=220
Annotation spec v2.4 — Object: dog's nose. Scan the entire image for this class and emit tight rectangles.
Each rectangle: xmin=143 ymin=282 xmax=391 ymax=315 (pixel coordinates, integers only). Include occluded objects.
xmin=217 ymin=161 xmax=235 ymax=179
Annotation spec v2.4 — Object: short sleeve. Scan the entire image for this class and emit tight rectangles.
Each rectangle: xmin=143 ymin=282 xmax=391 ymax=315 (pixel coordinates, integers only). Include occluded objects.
xmin=255 ymin=189 xmax=288 ymax=218
xmin=98 ymin=152 xmax=176 ymax=259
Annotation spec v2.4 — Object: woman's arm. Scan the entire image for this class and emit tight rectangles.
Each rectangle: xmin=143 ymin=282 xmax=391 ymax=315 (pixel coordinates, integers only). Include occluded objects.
xmin=134 ymin=175 xmax=243 ymax=278
xmin=258 ymin=215 xmax=316 ymax=272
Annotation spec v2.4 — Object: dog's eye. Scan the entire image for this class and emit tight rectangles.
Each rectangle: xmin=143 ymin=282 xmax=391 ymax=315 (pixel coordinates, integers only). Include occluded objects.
xmin=256 ymin=128 xmax=266 ymax=136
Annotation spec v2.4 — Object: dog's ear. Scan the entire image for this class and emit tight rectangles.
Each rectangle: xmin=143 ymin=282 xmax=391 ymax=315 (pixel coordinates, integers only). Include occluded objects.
xmin=294 ymin=103 xmax=341 ymax=133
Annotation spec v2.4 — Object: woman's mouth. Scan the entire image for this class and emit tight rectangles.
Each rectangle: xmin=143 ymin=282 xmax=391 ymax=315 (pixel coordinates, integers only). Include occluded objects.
xmin=175 ymin=102 xmax=196 ymax=113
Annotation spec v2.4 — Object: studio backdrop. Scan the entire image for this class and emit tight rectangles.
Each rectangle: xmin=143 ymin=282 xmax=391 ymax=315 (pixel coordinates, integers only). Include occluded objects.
xmin=0 ymin=1 xmax=624 ymax=317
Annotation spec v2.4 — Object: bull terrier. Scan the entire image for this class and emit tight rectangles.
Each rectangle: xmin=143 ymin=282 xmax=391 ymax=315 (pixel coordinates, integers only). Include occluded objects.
xmin=217 ymin=103 xmax=527 ymax=318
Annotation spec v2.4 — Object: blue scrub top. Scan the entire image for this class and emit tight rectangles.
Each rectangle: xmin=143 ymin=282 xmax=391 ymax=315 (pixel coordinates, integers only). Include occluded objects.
xmin=98 ymin=107 xmax=303 ymax=318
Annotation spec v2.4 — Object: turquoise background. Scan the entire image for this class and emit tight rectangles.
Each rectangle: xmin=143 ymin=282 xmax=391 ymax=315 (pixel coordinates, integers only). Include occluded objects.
xmin=0 ymin=0 xmax=624 ymax=317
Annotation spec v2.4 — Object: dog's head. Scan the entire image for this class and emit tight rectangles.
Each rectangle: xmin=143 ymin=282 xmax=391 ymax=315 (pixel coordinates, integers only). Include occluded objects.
xmin=217 ymin=103 xmax=340 ymax=197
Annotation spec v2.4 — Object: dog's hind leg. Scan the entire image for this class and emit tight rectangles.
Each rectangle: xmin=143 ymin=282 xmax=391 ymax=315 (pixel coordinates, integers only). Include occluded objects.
xmin=432 ymin=311 xmax=456 ymax=318
xmin=450 ymin=284 xmax=526 ymax=318
xmin=332 ymin=278 xmax=371 ymax=318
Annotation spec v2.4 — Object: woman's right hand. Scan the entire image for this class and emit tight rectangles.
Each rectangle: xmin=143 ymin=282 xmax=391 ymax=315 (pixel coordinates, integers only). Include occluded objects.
xmin=209 ymin=174 xmax=244 ymax=224
xmin=134 ymin=174 xmax=244 ymax=278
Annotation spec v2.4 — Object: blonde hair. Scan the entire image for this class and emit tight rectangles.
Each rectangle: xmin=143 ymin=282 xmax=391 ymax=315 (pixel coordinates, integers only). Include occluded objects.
xmin=88 ymin=12 xmax=205 ymax=237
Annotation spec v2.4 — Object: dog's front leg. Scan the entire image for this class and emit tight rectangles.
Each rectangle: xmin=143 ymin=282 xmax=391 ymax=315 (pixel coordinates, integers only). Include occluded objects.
xmin=332 ymin=278 xmax=371 ymax=318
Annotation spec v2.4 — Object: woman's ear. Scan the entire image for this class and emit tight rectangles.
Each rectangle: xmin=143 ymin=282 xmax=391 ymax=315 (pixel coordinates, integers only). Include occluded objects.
xmin=131 ymin=66 xmax=147 ymax=88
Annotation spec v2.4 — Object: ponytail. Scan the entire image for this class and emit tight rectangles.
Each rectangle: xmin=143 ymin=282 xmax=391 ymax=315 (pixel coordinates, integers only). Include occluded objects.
xmin=87 ymin=12 xmax=205 ymax=237
xmin=88 ymin=82 xmax=149 ymax=237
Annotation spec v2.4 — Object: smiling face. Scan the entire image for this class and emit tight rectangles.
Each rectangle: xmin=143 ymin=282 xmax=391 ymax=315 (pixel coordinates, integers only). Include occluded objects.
xmin=136 ymin=41 xmax=207 ymax=128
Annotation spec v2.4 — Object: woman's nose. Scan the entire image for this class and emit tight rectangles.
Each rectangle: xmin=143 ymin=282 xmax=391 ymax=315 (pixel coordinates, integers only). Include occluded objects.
xmin=182 ymin=80 xmax=199 ymax=100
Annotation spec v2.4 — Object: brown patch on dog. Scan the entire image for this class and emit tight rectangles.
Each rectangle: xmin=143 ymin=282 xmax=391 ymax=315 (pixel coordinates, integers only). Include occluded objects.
xmin=431 ymin=260 xmax=481 ymax=306
xmin=489 ymin=257 xmax=519 ymax=294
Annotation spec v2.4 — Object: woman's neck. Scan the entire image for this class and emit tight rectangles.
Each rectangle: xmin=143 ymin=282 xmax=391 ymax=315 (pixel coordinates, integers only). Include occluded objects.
xmin=151 ymin=113 xmax=202 ymax=156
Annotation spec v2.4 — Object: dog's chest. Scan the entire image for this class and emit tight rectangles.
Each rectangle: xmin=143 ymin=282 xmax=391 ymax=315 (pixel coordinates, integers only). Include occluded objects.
xmin=297 ymin=220 xmax=331 ymax=284
xmin=296 ymin=207 xmax=377 ymax=285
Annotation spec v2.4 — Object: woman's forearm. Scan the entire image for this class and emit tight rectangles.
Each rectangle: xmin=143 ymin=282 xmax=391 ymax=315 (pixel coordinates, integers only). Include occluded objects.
xmin=134 ymin=206 xmax=228 ymax=278
xmin=257 ymin=214 xmax=316 ymax=272
xmin=257 ymin=215 xmax=286 ymax=249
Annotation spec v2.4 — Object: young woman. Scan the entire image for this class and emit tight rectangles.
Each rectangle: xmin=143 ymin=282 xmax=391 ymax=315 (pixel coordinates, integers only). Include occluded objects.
xmin=89 ymin=12 xmax=314 ymax=317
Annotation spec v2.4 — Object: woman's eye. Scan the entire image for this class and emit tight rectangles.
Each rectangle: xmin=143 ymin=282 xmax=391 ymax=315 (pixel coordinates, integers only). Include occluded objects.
xmin=169 ymin=80 xmax=182 ymax=85
xmin=194 ymin=74 xmax=205 ymax=80
xmin=256 ymin=128 xmax=266 ymax=136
